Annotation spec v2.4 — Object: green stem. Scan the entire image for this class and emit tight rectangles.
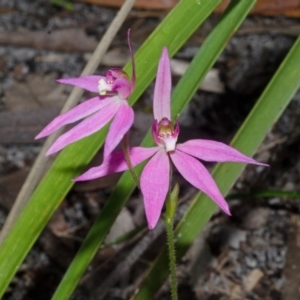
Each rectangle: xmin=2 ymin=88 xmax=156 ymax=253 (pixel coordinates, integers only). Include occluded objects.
xmin=164 ymin=183 xmax=179 ymax=300
xmin=165 ymin=218 xmax=178 ymax=300
xmin=227 ymin=190 xmax=300 ymax=200
xmin=122 ymin=133 xmax=140 ymax=188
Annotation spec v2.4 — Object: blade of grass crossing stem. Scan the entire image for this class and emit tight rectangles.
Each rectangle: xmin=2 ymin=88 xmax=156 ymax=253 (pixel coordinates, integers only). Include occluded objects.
xmin=51 ymin=0 xmax=257 ymax=299
xmin=227 ymin=190 xmax=300 ymax=200
xmin=0 ymin=0 xmax=222 ymax=296
xmin=133 ymin=35 xmax=300 ymax=300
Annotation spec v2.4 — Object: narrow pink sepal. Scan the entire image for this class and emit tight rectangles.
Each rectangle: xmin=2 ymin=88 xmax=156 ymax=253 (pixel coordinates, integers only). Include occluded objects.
xmin=46 ymin=99 xmax=120 ymax=155
xmin=177 ymin=139 xmax=268 ymax=166
xmin=170 ymin=150 xmax=231 ymax=215
xmin=140 ymin=149 xmax=170 ymax=230
xmin=153 ymin=47 xmax=171 ymax=122
xmin=112 ymin=77 xmax=132 ymax=99
xmin=56 ymin=75 xmax=102 ymax=92
xmin=74 ymin=147 xmax=159 ymax=181
xmin=104 ymin=101 xmax=134 ymax=159
xmin=35 ymin=97 xmax=113 ymax=139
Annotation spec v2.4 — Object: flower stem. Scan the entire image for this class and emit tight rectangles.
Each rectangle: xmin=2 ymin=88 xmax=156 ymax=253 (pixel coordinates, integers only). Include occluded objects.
xmin=165 ymin=219 xmax=178 ymax=300
xmin=164 ymin=183 xmax=179 ymax=300
xmin=121 ymin=133 xmax=140 ymax=188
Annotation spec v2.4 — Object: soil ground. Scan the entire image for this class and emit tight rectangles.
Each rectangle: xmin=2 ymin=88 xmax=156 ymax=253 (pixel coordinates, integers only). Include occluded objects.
xmin=0 ymin=1 xmax=300 ymax=299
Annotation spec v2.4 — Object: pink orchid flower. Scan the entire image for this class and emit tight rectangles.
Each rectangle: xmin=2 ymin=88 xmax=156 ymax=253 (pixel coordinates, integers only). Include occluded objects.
xmin=74 ymin=47 xmax=266 ymax=229
xmin=35 ymin=30 xmax=135 ymax=159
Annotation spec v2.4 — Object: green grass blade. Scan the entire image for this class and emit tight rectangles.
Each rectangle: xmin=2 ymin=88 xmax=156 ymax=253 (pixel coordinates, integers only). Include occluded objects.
xmin=51 ymin=0 xmax=256 ymax=298
xmin=0 ymin=0 xmax=222 ymax=296
xmin=227 ymin=190 xmax=300 ymax=200
xmin=133 ymin=33 xmax=300 ymax=300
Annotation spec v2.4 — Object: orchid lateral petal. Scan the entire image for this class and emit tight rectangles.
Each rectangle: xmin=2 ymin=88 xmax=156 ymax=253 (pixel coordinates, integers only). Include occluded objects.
xmin=74 ymin=147 xmax=159 ymax=181
xmin=35 ymin=97 xmax=113 ymax=139
xmin=153 ymin=47 xmax=171 ymax=122
xmin=140 ymin=149 xmax=170 ymax=229
xmin=177 ymin=139 xmax=267 ymax=165
xmin=151 ymin=120 xmax=161 ymax=146
xmin=46 ymin=99 xmax=120 ymax=155
xmin=170 ymin=150 xmax=231 ymax=215
xmin=56 ymin=75 xmax=103 ymax=92
xmin=104 ymin=101 xmax=134 ymax=159
xmin=112 ymin=77 xmax=132 ymax=99
xmin=107 ymin=68 xmax=126 ymax=78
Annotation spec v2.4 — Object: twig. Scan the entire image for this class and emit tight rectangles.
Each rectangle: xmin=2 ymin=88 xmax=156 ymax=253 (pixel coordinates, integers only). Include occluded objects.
xmin=0 ymin=0 xmax=137 ymax=245
xmin=256 ymin=136 xmax=287 ymax=154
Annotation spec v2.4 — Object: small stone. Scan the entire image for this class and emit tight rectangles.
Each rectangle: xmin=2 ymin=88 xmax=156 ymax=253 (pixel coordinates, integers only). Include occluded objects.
xmin=269 ymin=197 xmax=281 ymax=205
xmin=242 ymin=208 xmax=270 ymax=230
xmin=249 ymin=236 xmax=268 ymax=250
xmin=270 ymin=236 xmax=284 ymax=246
xmin=246 ymin=256 xmax=258 ymax=268
xmin=210 ymin=225 xmax=247 ymax=249
xmin=228 ymin=228 xmax=247 ymax=249
xmin=255 ymin=251 xmax=267 ymax=264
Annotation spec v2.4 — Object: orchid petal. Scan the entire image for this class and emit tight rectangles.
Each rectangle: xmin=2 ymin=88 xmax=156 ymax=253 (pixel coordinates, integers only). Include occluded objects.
xmin=177 ymin=139 xmax=267 ymax=165
xmin=107 ymin=68 xmax=125 ymax=78
xmin=153 ymin=47 xmax=171 ymax=122
xmin=151 ymin=120 xmax=161 ymax=146
xmin=46 ymin=99 xmax=120 ymax=155
xmin=112 ymin=77 xmax=132 ymax=99
xmin=56 ymin=75 xmax=103 ymax=92
xmin=104 ymin=101 xmax=134 ymax=159
xmin=170 ymin=150 xmax=231 ymax=215
xmin=140 ymin=149 xmax=170 ymax=229
xmin=35 ymin=97 xmax=114 ymax=139
xmin=74 ymin=147 xmax=159 ymax=181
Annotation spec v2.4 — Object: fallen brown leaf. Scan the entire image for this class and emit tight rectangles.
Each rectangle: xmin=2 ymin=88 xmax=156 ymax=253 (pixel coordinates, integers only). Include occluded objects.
xmin=230 ymin=269 xmax=264 ymax=298
xmin=78 ymin=0 xmax=300 ymax=17
xmin=216 ymin=0 xmax=300 ymax=17
xmin=0 ymin=73 xmax=67 ymax=143
xmin=0 ymin=108 xmax=60 ymax=144
xmin=3 ymin=73 xmax=65 ymax=111
xmin=0 ymin=28 xmax=98 ymax=52
xmin=77 ymin=0 xmax=178 ymax=10
xmin=0 ymin=168 xmax=30 ymax=210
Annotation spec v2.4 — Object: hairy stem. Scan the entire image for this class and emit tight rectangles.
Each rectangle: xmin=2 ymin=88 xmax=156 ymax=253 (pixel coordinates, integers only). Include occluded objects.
xmin=164 ymin=183 xmax=179 ymax=300
xmin=165 ymin=218 xmax=178 ymax=300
